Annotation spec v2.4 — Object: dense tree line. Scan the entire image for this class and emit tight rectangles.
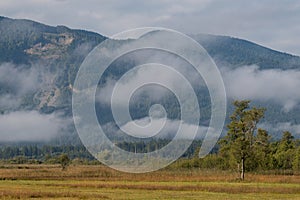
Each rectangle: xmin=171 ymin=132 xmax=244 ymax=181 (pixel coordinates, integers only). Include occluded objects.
xmin=174 ymin=129 xmax=300 ymax=174
xmin=0 ymin=139 xmax=201 ymax=162
xmin=0 ymin=140 xmax=203 ymax=164
xmin=0 ymin=145 xmax=94 ymax=162
xmin=174 ymin=100 xmax=300 ymax=178
xmin=0 ymin=100 xmax=299 ymax=178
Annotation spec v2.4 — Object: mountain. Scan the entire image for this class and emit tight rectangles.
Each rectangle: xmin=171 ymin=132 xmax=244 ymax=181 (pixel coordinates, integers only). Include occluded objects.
xmin=192 ymin=34 xmax=300 ymax=70
xmin=0 ymin=16 xmax=300 ymax=143
xmin=0 ymin=16 xmax=106 ymax=113
xmin=0 ymin=16 xmax=106 ymax=64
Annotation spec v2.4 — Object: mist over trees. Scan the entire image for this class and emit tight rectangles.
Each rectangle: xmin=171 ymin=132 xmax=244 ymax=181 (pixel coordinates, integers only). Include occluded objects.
xmin=0 ymin=100 xmax=299 ymax=179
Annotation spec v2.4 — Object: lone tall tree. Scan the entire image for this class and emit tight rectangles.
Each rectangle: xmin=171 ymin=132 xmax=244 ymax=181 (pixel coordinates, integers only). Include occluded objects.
xmin=220 ymin=100 xmax=265 ymax=180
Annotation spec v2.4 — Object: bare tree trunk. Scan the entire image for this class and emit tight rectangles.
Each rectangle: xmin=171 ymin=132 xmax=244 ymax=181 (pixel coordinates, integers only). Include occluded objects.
xmin=241 ymin=158 xmax=245 ymax=180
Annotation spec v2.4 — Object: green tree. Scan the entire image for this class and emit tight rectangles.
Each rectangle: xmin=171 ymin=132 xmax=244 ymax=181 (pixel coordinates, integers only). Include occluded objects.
xmin=293 ymin=146 xmax=300 ymax=172
xmin=219 ymin=100 xmax=265 ymax=180
xmin=253 ymin=128 xmax=270 ymax=170
xmin=274 ymin=131 xmax=295 ymax=170
xmin=59 ymin=154 xmax=70 ymax=171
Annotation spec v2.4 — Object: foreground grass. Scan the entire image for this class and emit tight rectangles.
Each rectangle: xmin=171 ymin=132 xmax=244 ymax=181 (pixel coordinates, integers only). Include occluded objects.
xmin=0 ymin=164 xmax=299 ymax=199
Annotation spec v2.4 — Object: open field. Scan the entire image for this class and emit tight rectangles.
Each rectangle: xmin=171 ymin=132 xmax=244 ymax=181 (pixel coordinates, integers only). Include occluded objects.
xmin=0 ymin=164 xmax=299 ymax=199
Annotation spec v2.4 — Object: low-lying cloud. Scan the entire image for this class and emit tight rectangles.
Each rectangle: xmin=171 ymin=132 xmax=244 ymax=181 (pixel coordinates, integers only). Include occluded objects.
xmin=97 ymin=64 xmax=185 ymax=105
xmin=0 ymin=111 xmax=70 ymax=142
xmin=0 ymin=62 xmax=53 ymax=110
xmin=0 ymin=63 xmax=40 ymax=109
xmin=96 ymin=57 xmax=202 ymax=107
xmin=260 ymin=122 xmax=300 ymax=138
xmin=120 ymin=117 xmax=208 ymax=140
xmin=0 ymin=62 xmax=72 ymax=142
xmin=0 ymin=63 xmax=39 ymax=95
xmin=222 ymin=65 xmax=300 ymax=112
xmin=98 ymin=63 xmax=300 ymax=113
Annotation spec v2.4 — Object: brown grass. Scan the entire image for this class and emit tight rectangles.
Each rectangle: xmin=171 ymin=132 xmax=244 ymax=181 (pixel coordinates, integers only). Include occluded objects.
xmin=0 ymin=164 xmax=299 ymax=199
xmin=0 ymin=164 xmax=299 ymax=183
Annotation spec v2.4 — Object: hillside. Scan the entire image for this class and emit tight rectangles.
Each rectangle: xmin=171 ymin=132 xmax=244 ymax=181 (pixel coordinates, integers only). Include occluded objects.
xmin=193 ymin=34 xmax=300 ymax=70
xmin=0 ymin=16 xmax=106 ymax=114
xmin=0 ymin=16 xmax=300 ymax=143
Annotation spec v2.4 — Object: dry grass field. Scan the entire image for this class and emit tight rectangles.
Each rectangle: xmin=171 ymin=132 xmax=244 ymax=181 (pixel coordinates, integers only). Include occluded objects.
xmin=0 ymin=164 xmax=299 ymax=199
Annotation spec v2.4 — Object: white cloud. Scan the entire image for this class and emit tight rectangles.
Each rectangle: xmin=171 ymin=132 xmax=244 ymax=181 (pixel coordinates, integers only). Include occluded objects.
xmin=260 ymin=122 xmax=300 ymax=138
xmin=97 ymin=65 xmax=182 ymax=105
xmin=0 ymin=63 xmax=54 ymax=110
xmin=0 ymin=63 xmax=39 ymax=110
xmin=0 ymin=63 xmax=39 ymax=95
xmin=222 ymin=65 xmax=300 ymax=112
xmin=0 ymin=111 xmax=69 ymax=142
xmin=97 ymin=62 xmax=300 ymax=113
xmin=115 ymin=117 xmax=208 ymax=140
xmin=96 ymin=51 xmax=202 ymax=106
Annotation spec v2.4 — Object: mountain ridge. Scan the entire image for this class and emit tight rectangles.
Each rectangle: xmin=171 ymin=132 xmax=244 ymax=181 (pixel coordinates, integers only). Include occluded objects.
xmin=0 ymin=16 xmax=300 ymax=143
xmin=192 ymin=34 xmax=300 ymax=70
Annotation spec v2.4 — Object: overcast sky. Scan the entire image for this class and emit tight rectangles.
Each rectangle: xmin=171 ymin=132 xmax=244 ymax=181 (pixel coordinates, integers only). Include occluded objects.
xmin=0 ymin=0 xmax=300 ymax=55
xmin=0 ymin=0 xmax=299 ymax=55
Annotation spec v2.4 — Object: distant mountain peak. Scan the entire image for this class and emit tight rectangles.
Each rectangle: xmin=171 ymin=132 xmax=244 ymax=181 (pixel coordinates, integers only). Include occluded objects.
xmin=191 ymin=33 xmax=300 ymax=70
